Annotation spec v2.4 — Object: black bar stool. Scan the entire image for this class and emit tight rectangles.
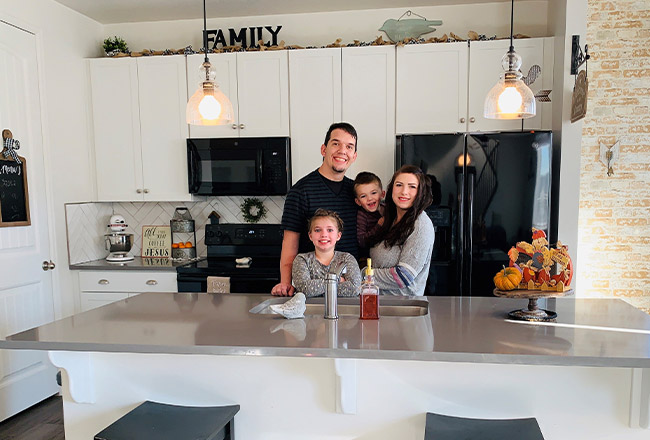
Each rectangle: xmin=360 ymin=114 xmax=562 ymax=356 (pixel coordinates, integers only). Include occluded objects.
xmin=94 ymin=401 xmax=240 ymax=440
xmin=424 ymin=412 xmax=545 ymax=440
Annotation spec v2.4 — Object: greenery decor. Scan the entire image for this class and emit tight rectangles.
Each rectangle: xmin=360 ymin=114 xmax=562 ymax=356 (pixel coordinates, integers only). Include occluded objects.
xmin=103 ymin=36 xmax=129 ymax=55
xmin=240 ymin=198 xmax=268 ymax=223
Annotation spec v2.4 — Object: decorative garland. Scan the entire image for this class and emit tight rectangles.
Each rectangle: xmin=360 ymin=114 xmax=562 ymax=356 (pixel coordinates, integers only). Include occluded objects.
xmin=240 ymin=197 xmax=268 ymax=223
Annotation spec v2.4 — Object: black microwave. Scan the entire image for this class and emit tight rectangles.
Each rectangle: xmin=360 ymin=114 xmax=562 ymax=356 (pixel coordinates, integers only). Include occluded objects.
xmin=187 ymin=137 xmax=291 ymax=196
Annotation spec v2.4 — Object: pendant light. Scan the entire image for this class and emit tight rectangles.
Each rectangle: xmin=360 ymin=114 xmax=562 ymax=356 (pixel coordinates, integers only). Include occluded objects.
xmin=484 ymin=0 xmax=536 ymax=119
xmin=186 ymin=0 xmax=234 ymax=125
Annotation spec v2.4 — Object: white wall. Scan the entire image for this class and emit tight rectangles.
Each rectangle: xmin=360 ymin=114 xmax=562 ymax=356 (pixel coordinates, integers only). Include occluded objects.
xmin=547 ymin=0 xmax=587 ymax=290
xmin=104 ymin=2 xmax=549 ymax=51
xmin=0 ymin=0 xmax=103 ymax=318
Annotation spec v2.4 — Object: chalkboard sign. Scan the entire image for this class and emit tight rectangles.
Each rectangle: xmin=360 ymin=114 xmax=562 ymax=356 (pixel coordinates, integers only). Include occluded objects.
xmin=0 ymin=156 xmax=30 ymax=227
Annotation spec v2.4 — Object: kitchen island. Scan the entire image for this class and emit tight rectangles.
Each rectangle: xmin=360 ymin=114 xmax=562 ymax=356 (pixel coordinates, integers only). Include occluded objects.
xmin=2 ymin=293 xmax=650 ymax=439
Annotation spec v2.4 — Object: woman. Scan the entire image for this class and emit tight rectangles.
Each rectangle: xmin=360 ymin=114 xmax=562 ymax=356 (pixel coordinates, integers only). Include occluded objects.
xmin=368 ymin=165 xmax=434 ymax=296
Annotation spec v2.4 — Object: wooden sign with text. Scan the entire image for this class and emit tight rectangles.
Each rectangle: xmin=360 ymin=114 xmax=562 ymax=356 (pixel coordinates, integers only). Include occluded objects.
xmin=0 ymin=157 xmax=30 ymax=227
xmin=141 ymin=225 xmax=171 ymax=258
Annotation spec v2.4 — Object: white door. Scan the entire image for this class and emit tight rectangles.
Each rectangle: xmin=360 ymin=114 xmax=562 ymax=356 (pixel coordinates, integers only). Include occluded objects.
xmin=0 ymin=21 xmax=59 ymax=421
xmin=288 ymin=48 xmax=342 ymax=184
xmin=396 ymin=42 xmax=468 ymax=134
xmin=342 ymin=46 xmax=396 ymax=187
xmin=237 ymin=51 xmax=290 ymax=137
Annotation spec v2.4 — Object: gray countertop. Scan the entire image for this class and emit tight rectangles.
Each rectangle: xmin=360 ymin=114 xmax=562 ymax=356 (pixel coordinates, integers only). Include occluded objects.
xmin=69 ymin=257 xmax=199 ymax=271
xmin=0 ymin=293 xmax=650 ymax=368
xmin=3 ymin=294 xmax=650 ymax=368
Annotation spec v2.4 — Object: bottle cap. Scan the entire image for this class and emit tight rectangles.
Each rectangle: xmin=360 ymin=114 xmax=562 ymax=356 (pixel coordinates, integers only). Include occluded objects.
xmin=366 ymin=258 xmax=373 ymax=276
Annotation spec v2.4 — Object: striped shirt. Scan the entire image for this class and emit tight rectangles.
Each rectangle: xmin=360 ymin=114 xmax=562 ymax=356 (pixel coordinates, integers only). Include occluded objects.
xmin=281 ymin=170 xmax=359 ymax=257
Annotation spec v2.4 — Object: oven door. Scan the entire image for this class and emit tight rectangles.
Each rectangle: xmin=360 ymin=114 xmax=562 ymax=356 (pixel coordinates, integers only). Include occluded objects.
xmin=177 ymin=273 xmax=278 ymax=294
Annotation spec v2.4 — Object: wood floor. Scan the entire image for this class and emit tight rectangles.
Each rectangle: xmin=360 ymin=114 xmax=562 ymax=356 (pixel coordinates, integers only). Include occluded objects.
xmin=0 ymin=395 xmax=64 ymax=439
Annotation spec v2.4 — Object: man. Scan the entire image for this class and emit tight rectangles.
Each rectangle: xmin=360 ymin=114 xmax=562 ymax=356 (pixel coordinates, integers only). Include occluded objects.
xmin=271 ymin=122 xmax=359 ymax=296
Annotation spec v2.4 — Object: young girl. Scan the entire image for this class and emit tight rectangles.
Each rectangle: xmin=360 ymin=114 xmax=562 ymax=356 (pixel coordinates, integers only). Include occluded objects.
xmin=291 ymin=209 xmax=362 ymax=297
xmin=368 ymin=165 xmax=435 ymax=296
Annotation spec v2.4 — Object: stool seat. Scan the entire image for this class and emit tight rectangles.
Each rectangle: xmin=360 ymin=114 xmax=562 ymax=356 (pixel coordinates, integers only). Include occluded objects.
xmin=424 ymin=412 xmax=544 ymax=440
xmin=95 ymin=401 xmax=240 ymax=440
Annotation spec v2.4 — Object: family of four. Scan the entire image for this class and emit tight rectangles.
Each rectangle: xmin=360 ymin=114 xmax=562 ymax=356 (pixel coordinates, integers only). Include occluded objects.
xmin=271 ymin=122 xmax=435 ymax=298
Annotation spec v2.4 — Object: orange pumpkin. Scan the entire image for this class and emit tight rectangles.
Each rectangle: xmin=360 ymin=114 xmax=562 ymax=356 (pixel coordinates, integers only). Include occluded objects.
xmin=494 ymin=266 xmax=523 ymax=291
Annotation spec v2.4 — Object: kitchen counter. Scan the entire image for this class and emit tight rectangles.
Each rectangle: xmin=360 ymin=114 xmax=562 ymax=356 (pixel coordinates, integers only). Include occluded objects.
xmin=3 ymin=294 xmax=650 ymax=368
xmin=4 ymin=294 xmax=649 ymax=439
xmin=69 ymin=256 xmax=200 ymax=271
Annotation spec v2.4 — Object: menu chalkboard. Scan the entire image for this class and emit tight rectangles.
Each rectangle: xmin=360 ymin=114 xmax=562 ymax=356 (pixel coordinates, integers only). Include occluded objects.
xmin=0 ymin=157 xmax=31 ymax=227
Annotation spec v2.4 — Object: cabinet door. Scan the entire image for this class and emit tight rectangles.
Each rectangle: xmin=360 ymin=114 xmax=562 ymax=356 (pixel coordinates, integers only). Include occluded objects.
xmin=236 ymin=51 xmax=290 ymax=137
xmin=468 ymin=38 xmax=550 ymax=132
xmin=342 ymin=46 xmax=396 ymax=187
xmin=187 ymin=53 xmax=239 ymax=138
xmin=137 ymin=56 xmax=191 ymax=201
xmin=89 ymin=58 xmax=143 ymax=201
xmin=289 ymin=48 xmax=342 ymax=184
xmin=396 ymin=42 xmax=468 ymax=134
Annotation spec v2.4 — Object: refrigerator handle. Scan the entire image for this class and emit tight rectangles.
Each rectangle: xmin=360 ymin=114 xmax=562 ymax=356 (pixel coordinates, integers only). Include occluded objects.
xmin=456 ymin=169 xmax=465 ymax=295
xmin=466 ymin=172 xmax=475 ymax=295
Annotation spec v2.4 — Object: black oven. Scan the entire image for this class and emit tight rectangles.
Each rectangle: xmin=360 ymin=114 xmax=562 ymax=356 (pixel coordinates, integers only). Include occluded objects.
xmin=176 ymin=224 xmax=283 ymax=294
xmin=187 ymin=137 xmax=291 ymax=196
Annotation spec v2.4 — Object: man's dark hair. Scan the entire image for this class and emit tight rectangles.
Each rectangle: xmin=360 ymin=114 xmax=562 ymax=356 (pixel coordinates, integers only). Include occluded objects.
xmin=354 ymin=171 xmax=383 ymax=191
xmin=324 ymin=122 xmax=357 ymax=151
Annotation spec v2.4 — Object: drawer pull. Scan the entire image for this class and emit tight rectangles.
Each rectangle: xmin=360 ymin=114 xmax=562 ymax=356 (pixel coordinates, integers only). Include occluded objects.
xmin=146 ymin=280 xmax=158 ymax=286
xmin=98 ymin=279 xmax=110 ymax=285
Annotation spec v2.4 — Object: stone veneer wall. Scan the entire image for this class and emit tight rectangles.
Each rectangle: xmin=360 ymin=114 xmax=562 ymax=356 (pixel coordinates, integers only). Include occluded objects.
xmin=579 ymin=0 xmax=649 ymax=313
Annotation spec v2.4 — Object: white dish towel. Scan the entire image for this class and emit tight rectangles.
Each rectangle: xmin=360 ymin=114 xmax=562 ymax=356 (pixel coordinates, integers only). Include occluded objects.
xmin=207 ymin=276 xmax=230 ymax=294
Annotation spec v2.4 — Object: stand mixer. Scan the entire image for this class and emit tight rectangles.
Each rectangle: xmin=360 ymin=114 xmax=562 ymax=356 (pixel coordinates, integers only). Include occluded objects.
xmin=105 ymin=214 xmax=134 ymax=262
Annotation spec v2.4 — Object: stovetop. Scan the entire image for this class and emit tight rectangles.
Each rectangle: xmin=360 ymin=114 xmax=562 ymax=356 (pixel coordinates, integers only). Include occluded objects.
xmin=176 ymin=256 xmax=279 ymax=277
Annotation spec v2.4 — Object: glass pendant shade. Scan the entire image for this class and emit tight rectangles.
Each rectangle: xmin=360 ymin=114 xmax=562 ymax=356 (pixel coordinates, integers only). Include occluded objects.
xmin=484 ymin=49 xmax=536 ymax=119
xmin=186 ymin=60 xmax=234 ymax=125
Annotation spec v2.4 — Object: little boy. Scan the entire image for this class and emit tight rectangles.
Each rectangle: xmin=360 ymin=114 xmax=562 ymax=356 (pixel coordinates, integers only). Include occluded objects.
xmin=353 ymin=172 xmax=385 ymax=258
xmin=291 ymin=209 xmax=361 ymax=297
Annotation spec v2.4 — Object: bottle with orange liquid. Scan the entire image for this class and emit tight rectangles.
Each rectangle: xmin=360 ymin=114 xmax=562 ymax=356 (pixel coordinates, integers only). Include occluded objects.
xmin=360 ymin=258 xmax=379 ymax=320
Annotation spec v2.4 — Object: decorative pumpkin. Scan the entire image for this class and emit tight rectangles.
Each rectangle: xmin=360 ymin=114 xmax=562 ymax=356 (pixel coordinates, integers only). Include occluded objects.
xmin=493 ymin=266 xmax=523 ymax=291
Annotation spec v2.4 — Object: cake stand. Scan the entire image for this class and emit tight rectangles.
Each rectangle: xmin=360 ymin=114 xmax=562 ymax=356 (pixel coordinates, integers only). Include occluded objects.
xmin=493 ymin=288 xmax=574 ymax=322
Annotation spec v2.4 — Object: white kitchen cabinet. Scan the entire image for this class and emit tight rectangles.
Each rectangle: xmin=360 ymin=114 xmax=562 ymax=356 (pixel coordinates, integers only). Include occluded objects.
xmin=468 ymin=37 xmax=554 ymax=132
xmin=396 ymin=37 xmax=554 ymax=134
xmin=78 ymin=270 xmax=177 ymax=312
xmin=396 ymin=42 xmax=469 ymax=134
xmin=187 ymin=51 xmax=289 ymax=139
xmin=288 ymin=48 xmax=342 ymax=184
xmin=89 ymin=56 xmax=191 ymax=201
xmin=342 ymin=45 xmax=396 ymax=187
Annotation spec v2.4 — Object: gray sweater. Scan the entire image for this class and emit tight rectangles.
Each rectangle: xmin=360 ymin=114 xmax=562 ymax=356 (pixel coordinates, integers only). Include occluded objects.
xmin=292 ymin=251 xmax=362 ymax=297
xmin=369 ymin=212 xmax=435 ymax=296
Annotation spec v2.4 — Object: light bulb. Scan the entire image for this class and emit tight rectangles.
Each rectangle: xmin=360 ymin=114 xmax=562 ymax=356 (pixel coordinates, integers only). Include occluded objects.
xmin=198 ymin=94 xmax=222 ymax=120
xmin=497 ymin=87 xmax=523 ymax=113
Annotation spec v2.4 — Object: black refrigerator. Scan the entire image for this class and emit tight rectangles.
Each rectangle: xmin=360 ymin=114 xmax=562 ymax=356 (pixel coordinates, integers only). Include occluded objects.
xmin=396 ymin=131 xmax=558 ymax=296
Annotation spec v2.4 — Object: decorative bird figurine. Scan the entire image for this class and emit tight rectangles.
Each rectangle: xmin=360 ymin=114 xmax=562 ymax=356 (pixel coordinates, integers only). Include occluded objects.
xmin=522 ymin=65 xmax=541 ymax=86
xmin=269 ymin=292 xmax=306 ymax=319
xmin=379 ymin=18 xmax=443 ymax=43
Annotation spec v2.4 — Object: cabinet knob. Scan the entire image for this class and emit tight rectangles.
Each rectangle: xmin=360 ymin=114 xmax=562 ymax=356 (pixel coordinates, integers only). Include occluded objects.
xmin=232 ymin=124 xmax=238 ymax=130
xmin=143 ymin=189 xmax=149 ymax=194
xmin=469 ymin=117 xmax=476 ymax=123
xmin=136 ymin=189 xmax=142 ymax=194
xmin=146 ymin=280 xmax=158 ymax=286
xmin=460 ymin=118 xmax=466 ymax=123
xmin=41 ymin=260 xmax=55 ymax=271
xmin=98 ymin=279 xmax=109 ymax=285
xmin=239 ymin=124 xmax=245 ymax=129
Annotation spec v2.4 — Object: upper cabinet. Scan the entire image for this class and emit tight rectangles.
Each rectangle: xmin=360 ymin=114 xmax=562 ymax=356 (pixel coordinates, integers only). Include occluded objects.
xmin=396 ymin=42 xmax=468 ymax=134
xmin=187 ymin=51 xmax=289 ymax=139
xmin=342 ymin=46 xmax=396 ymax=187
xmin=468 ymin=37 xmax=554 ymax=132
xmin=89 ymin=56 xmax=191 ymax=201
xmin=396 ymin=37 xmax=554 ymax=134
xmin=288 ymin=48 xmax=342 ymax=184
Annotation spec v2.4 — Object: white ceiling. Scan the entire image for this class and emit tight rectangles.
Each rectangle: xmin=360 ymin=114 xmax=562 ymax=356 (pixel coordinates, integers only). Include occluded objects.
xmin=53 ymin=0 xmax=520 ymax=24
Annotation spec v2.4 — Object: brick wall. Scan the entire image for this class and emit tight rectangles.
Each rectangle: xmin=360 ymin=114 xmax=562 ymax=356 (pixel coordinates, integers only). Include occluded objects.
xmin=579 ymin=0 xmax=649 ymax=313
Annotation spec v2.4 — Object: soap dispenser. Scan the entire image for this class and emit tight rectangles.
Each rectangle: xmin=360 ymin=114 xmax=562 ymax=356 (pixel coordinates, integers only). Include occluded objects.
xmin=360 ymin=258 xmax=379 ymax=320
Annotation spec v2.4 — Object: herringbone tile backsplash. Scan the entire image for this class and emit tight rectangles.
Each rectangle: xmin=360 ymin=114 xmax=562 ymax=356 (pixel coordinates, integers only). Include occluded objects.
xmin=65 ymin=197 xmax=285 ymax=264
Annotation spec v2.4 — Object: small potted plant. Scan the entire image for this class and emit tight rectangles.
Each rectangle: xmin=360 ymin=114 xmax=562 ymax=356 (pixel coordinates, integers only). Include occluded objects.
xmin=103 ymin=36 xmax=129 ymax=57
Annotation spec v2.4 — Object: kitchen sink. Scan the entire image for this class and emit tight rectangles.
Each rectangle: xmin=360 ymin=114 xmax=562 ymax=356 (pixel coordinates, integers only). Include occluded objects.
xmin=249 ymin=297 xmax=429 ymax=317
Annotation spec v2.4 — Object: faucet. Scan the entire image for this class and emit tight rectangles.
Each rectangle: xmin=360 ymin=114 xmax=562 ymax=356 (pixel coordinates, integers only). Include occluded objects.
xmin=324 ymin=261 xmax=347 ymax=319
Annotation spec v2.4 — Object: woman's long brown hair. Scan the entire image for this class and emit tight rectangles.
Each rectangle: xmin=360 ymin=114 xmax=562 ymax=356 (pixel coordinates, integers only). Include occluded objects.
xmin=369 ymin=165 xmax=432 ymax=248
